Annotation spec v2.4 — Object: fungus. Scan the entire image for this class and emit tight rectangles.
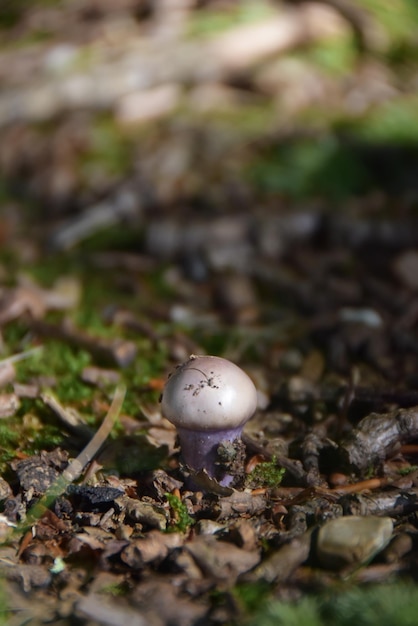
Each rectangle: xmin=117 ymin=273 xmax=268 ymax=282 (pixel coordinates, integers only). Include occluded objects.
xmin=161 ymin=355 xmax=257 ymax=487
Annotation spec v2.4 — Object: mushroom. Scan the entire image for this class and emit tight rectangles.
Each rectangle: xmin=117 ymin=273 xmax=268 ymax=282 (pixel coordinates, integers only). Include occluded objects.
xmin=161 ymin=355 xmax=257 ymax=487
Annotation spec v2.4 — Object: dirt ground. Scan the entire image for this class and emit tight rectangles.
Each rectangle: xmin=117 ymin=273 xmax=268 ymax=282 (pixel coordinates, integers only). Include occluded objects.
xmin=1 ymin=1 xmax=418 ymax=625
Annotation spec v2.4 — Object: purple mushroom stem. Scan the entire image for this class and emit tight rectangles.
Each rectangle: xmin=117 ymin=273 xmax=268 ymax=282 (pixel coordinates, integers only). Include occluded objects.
xmin=176 ymin=425 xmax=244 ymax=487
xmin=161 ymin=355 xmax=258 ymax=490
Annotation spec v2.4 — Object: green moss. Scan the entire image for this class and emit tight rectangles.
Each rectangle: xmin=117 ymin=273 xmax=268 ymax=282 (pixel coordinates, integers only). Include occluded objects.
xmin=243 ymin=583 xmax=418 ymax=626
xmin=245 ymin=458 xmax=285 ymax=489
xmin=233 ymin=581 xmax=272 ymax=615
xmin=247 ymin=596 xmax=322 ymax=626
xmin=165 ymin=493 xmax=194 ymax=533
xmin=398 ymin=465 xmax=418 ymax=475
xmin=15 ymin=342 xmax=92 ymax=404
xmin=0 ymin=422 xmax=21 ymax=459
xmin=322 ymin=582 xmax=418 ymax=626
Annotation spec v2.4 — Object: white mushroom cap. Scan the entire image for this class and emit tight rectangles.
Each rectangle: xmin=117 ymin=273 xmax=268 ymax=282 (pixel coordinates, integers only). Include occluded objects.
xmin=161 ymin=355 xmax=257 ymax=431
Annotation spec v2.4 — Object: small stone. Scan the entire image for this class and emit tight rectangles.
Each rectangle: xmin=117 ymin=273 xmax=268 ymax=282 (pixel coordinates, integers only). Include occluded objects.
xmin=316 ymin=515 xmax=393 ymax=570
xmin=195 ymin=519 xmax=226 ymax=536
xmin=0 ymin=477 xmax=12 ymax=501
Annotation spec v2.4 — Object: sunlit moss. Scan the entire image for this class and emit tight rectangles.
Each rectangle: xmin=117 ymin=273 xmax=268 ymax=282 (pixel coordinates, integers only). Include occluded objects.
xmin=245 ymin=458 xmax=285 ymax=489
xmin=243 ymin=582 xmax=418 ymax=626
xmin=165 ymin=492 xmax=194 ymax=533
xmin=15 ymin=342 xmax=92 ymax=404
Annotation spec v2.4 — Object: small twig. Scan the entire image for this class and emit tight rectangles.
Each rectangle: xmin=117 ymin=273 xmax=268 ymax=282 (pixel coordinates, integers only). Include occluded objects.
xmin=301 ymin=432 xmax=328 ymax=487
xmin=331 ymin=477 xmax=390 ymax=495
xmin=63 ymin=385 xmax=126 ymax=482
xmin=340 ymin=486 xmax=418 ymax=517
xmin=48 ymin=187 xmax=138 ymax=251
xmin=0 ymin=346 xmax=43 ymax=367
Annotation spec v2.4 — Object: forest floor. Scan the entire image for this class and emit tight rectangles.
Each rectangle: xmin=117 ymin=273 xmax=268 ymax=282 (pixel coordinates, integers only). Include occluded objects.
xmin=1 ymin=1 xmax=418 ymax=625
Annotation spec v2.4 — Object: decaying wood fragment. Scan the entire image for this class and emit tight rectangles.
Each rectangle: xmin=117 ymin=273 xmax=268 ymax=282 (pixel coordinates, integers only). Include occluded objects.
xmin=382 ymin=531 xmax=414 ymax=563
xmin=11 ymin=449 xmax=69 ymax=499
xmin=213 ymin=491 xmax=267 ymax=520
xmin=339 ymin=406 xmax=418 ymax=473
xmin=339 ymin=487 xmax=418 ymax=517
xmin=0 ymin=277 xmax=80 ymax=324
xmin=300 ymin=431 xmax=328 ymax=487
xmin=120 ymin=530 xmax=183 ymax=568
xmin=116 ymin=495 xmax=167 ymax=530
xmin=185 ymin=535 xmax=260 ymax=584
xmin=77 ymin=594 xmax=148 ymax=626
xmin=245 ymin=530 xmax=312 ymax=583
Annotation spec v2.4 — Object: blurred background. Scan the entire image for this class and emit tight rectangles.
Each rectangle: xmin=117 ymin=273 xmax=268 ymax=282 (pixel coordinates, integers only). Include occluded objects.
xmin=2 ymin=0 xmax=418 ymax=229
xmin=1 ymin=0 xmax=418 ymax=380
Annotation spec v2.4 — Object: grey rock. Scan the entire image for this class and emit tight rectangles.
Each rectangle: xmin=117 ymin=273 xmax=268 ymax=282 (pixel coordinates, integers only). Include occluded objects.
xmin=316 ymin=515 xmax=393 ymax=570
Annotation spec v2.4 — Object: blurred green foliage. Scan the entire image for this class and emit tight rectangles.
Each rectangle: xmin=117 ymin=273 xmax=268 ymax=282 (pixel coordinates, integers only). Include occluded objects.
xmin=245 ymin=583 xmax=418 ymax=626
xmin=248 ymin=135 xmax=371 ymax=200
xmin=361 ymin=0 xmax=418 ymax=41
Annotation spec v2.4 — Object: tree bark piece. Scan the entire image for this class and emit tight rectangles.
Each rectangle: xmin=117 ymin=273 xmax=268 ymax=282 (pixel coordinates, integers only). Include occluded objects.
xmin=339 ymin=407 xmax=418 ymax=474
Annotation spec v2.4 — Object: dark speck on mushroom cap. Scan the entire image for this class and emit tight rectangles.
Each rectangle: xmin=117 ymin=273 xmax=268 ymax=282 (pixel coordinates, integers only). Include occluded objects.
xmin=161 ymin=355 xmax=257 ymax=431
